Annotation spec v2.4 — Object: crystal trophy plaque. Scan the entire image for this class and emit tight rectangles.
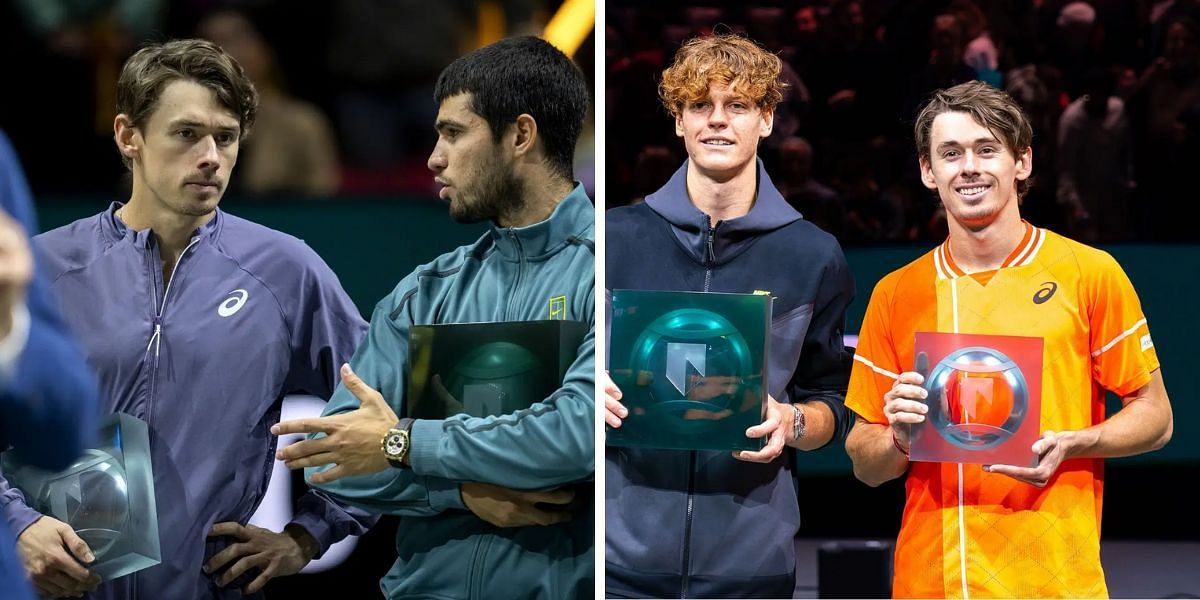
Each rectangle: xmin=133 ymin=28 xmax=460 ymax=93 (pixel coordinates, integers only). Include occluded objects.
xmin=2 ymin=412 xmax=161 ymax=580
xmin=607 ymin=290 xmax=771 ymax=451
xmin=911 ymin=332 xmax=1043 ymax=466
xmin=407 ymin=320 xmax=587 ymax=419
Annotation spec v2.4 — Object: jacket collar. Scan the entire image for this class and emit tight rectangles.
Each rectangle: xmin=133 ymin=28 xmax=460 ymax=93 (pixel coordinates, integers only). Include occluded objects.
xmin=488 ymin=183 xmax=592 ymax=260
xmin=643 ymin=159 xmax=802 ymax=265
xmin=101 ymin=202 xmax=224 ymax=248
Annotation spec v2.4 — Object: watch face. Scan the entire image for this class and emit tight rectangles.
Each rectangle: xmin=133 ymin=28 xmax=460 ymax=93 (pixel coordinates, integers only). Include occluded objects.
xmin=384 ymin=431 xmax=408 ymax=458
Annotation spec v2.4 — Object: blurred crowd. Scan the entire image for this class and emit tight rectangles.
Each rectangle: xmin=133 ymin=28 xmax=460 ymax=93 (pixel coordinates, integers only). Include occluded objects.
xmin=608 ymin=0 xmax=1200 ymax=243
xmin=0 ymin=0 xmax=594 ymax=200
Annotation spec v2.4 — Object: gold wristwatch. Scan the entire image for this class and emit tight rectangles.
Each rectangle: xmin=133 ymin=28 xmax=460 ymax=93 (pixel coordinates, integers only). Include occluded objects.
xmin=382 ymin=418 xmax=415 ymax=468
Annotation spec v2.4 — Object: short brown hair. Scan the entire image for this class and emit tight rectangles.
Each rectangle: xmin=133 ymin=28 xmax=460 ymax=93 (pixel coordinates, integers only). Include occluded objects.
xmin=914 ymin=81 xmax=1034 ymax=197
xmin=659 ymin=34 xmax=787 ymax=118
xmin=116 ymin=39 xmax=258 ymax=166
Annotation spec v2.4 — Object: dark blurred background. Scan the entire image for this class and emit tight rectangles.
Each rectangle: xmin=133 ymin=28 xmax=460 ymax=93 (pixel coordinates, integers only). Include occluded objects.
xmin=0 ymin=0 xmax=595 ymax=597
xmin=606 ymin=1 xmax=1198 ymax=597
xmin=0 ymin=0 xmax=595 ymax=200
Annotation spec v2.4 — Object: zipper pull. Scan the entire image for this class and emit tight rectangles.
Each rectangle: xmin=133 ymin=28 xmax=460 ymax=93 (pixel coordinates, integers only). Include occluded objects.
xmin=705 ymin=228 xmax=716 ymax=266
xmin=145 ymin=322 xmax=162 ymax=362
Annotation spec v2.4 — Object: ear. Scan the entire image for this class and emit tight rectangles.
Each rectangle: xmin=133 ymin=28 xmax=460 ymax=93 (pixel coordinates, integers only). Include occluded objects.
xmin=512 ymin=114 xmax=538 ymax=158
xmin=919 ymin=157 xmax=938 ymax=190
xmin=759 ymin=106 xmax=775 ymax=139
xmin=114 ymin=114 xmax=141 ymax=163
xmin=1014 ymin=146 xmax=1033 ymax=182
xmin=675 ymin=112 xmax=685 ymax=138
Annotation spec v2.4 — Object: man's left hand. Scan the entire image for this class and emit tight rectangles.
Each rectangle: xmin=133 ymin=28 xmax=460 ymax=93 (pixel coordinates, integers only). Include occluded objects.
xmin=733 ymin=395 xmax=788 ymax=463
xmin=205 ymin=523 xmax=318 ymax=594
xmin=272 ymin=363 xmax=398 ymax=484
xmin=985 ymin=430 xmax=1072 ymax=488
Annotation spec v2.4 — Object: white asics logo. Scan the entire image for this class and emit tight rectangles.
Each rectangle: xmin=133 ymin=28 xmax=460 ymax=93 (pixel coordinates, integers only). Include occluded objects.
xmin=218 ymin=289 xmax=249 ymax=317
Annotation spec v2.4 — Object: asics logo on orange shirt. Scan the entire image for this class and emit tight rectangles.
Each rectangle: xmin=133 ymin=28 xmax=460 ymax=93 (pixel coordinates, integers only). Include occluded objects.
xmin=1033 ymin=282 xmax=1057 ymax=304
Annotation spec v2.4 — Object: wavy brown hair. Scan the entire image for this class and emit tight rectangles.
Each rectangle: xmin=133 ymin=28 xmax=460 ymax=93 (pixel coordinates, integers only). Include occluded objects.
xmin=914 ymin=81 xmax=1034 ymax=198
xmin=659 ymin=34 xmax=787 ymax=117
xmin=116 ymin=39 xmax=258 ymax=169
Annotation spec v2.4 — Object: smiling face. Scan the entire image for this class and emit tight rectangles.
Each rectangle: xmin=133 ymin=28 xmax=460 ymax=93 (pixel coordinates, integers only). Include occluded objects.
xmin=920 ymin=110 xmax=1031 ymax=229
xmin=119 ymin=79 xmax=240 ymax=218
xmin=675 ymin=82 xmax=774 ymax=181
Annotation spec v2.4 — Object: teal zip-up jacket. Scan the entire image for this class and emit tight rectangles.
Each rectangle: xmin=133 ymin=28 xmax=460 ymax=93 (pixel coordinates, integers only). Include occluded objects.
xmin=309 ymin=185 xmax=595 ymax=599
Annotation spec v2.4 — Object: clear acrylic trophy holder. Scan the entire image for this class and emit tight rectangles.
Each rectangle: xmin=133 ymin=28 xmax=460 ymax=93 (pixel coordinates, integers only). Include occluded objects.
xmin=607 ymin=290 xmax=772 ymax=452
xmin=407 ymin=320 xmax=587 ymax=419
xmin=910 ymin=332 xmax=1043 ymax=466
xmin=2 ymin=412 xmax=161 ymax=581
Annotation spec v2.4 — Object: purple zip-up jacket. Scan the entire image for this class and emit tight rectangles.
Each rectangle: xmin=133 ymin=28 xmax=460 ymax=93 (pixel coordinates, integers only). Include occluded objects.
xmin=2 ymin=205 xmax=374 ymax=599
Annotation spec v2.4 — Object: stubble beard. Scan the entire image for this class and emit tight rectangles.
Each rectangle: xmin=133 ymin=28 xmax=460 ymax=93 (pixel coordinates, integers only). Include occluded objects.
xmin=450 ymin=158 xmax=525 ymax=224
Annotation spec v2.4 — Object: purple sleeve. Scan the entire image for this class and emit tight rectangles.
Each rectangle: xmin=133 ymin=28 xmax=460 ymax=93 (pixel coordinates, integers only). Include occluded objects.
xmin=278 ymin=249 xmax=376 ymax=556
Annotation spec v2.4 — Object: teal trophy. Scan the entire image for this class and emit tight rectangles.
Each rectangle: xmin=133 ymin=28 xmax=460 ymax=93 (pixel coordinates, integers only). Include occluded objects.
xmin=407 ymin=320 xmax=587 ymax=419
xmin=1 ymin=412 xmax=161 ymax=581
xmin=607 ymin=290 xmax=771 ymax=451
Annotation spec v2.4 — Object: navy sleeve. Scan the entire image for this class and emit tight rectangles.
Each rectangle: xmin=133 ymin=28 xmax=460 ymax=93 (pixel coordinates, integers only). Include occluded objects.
xmin=0 ymin=129 xmax=100 ymax=470
xmin=788 ymin=242 xmax=856 ymax=447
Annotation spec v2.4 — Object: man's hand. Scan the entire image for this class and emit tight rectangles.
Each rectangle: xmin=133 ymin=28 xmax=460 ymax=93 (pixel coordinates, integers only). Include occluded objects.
xmin=461 ymin=481 xmax=574 ymax=527
xmin=733 ymin=395 xmax=788 ymax=463
xmin=0 ymin=209 xmax=33 ymax=340
xmin=16 ymin=516 xmax=100 ymax=598
xmin=272 ymin=363 xmax=398 ymax=483
xmin=883 ymin=371 xmax=928 ymax=455
xmin=985 ymin=430 xmax=1074 ymax=487
xmin=603 ymin=371 xmax=627 ymax=428
xmin=205 ymin=522 xmax=318 ymax=595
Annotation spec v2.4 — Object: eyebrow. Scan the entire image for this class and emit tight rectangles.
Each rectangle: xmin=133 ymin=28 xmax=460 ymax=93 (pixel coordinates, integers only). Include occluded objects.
xmin=935 ymin=137 xmax=1000 ymax=151
xmin=168 ymin=119 xmax=240 ymax=133
xmin=435 ymin=119 xmax=467 ymax=133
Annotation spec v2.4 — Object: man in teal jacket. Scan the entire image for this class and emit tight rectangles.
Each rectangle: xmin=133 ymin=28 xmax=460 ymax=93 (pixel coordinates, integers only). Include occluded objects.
xmin=272 ymin=36 xmax=594 ymax=599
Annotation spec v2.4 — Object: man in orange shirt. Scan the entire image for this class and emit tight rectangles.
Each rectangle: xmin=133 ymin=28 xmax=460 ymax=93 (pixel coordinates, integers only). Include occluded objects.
xmin=844 ymin=81 xmax=1173 ymax=598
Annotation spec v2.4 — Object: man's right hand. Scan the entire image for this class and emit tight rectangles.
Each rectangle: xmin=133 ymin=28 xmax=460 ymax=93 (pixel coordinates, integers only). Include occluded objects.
xmin=17 ymin=516 xmax=101 ymax=598
xmin=883 ymin=371 xmax=929 ymax=455
xmin=603 ymin=371 xmax=627 ymax=428
xmin=461 ymin=482 xmax=573 ymax=527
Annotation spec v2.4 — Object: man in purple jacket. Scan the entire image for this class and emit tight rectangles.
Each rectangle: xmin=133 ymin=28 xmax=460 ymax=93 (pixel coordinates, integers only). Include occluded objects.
xmin=3 ymin=40 xmax=374 ymax=599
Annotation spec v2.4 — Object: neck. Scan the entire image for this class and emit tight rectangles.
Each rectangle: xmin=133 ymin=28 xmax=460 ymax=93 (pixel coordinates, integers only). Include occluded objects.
xmin=686 ymin=159 xmax=758 ymax=224
xmin=945 ymin=206 xmax=1025 ymax=273
xmin=120 ymin=189 xmax=213 ymax=261
xmin=497 ymin=174 xmax=574 ymax=228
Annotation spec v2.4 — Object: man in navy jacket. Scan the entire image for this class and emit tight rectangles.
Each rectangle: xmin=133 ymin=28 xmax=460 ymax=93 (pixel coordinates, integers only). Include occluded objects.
xmin=0 ymin=129 xmax=101 ymax=600
xmin=604 ymin=34 xmax=856 ymax=598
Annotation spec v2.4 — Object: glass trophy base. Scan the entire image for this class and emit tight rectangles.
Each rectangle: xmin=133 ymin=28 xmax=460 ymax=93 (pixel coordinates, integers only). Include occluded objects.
xmin=2 ymin=412 xmax=161 ymax=581
xmin=911 ymin=332 xmax=1043 ymax=466
xmin=607 ymin=290 xmax=771 ymax=452
xmin=407 ymin=319 xmax=587 ymax=419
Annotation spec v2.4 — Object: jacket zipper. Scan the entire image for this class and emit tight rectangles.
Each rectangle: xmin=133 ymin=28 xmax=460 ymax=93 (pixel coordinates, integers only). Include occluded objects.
xmin=145 ymin=237 xmax=200 ymax=426
xmin=680 ymin=222 xmax=717 ymax=597
xmin=504 ymin=230 xmax=525 ymax=319
xmin=703 ymin=225 xmax=716 ymax=292
xmin=466 ymin=535 xmax=493 ymax=600
xmin=680 ymin=451 xmax=697 ymax=598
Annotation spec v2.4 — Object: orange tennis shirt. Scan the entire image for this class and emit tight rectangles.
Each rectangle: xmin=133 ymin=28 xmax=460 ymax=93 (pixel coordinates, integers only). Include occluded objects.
xmin=845 ymin=224 xmax=1160 ymax=598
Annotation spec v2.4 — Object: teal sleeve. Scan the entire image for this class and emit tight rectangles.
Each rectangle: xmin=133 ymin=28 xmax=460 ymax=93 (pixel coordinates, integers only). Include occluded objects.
xmin=305 ymin=288 xmax=467 ymax=516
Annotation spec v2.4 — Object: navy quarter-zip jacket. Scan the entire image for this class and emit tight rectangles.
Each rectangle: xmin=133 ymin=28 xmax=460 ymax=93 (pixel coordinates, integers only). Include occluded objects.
xmin=605 ymin=160 xmax=855 ymax=598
